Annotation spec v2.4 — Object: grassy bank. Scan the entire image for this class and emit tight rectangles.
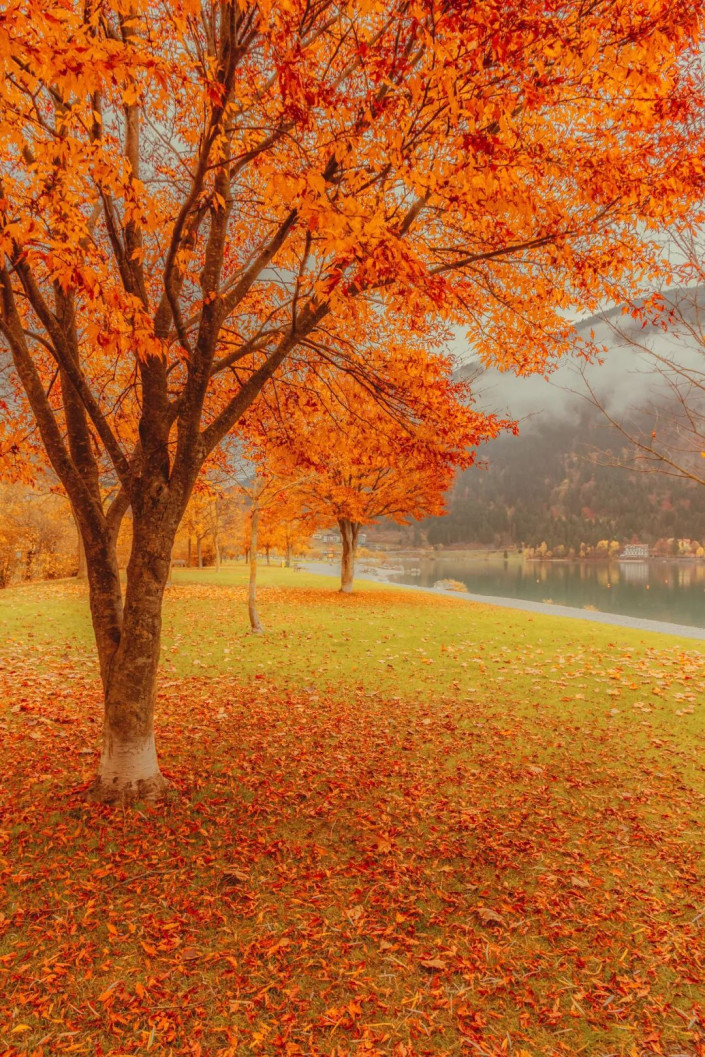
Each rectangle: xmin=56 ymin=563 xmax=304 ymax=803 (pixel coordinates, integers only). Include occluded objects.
xmin=1 ymin=569 xmax=704 ymax=1056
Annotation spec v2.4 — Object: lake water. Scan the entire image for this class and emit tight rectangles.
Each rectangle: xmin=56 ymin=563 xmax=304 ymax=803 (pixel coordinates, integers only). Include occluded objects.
xmin=388 ymin=557 xmax=705 ymax=629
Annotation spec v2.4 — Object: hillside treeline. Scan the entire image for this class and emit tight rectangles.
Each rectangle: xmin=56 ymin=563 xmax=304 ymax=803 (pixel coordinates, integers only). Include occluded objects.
xmin=426 ymin=406 xmax=705 ymax=552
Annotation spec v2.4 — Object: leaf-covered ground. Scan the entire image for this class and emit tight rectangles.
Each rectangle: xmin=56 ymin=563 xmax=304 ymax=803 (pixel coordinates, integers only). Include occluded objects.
xmin=1 ymin=570 xmax=704 ymax=1056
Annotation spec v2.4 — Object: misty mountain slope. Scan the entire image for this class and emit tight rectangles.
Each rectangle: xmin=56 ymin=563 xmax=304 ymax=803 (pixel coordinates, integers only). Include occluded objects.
xmin=453 ymin=282 xmax=705 ymax=426
xmin=426 ymin=406 xmax=705 ymax=550
xmin=435 ymin=281 xmax=705 ymax=551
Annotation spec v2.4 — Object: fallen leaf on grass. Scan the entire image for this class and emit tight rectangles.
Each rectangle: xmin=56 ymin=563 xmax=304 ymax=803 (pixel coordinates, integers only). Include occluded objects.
xmin=475 ymin=907 xmax=504 ymax=926
xmin=569 ymin=876 xmax=590 ymax=889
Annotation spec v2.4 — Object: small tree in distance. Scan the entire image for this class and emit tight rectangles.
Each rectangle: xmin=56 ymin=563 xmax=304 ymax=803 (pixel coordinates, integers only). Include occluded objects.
xmin=235 ymin=467 xmax=314 ymax=632
xmin=248 ymin=348 xmax=511 ymax=592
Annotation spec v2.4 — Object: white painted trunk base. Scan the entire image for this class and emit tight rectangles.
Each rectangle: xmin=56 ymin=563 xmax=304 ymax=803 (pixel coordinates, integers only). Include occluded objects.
xmin=93 ymin=728 xmax=166 ymax=802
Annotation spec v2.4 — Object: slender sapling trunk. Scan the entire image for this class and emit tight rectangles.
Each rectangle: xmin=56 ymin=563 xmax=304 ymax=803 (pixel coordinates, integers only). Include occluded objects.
xmin=248 ymin=505 xmax=264 ymax=633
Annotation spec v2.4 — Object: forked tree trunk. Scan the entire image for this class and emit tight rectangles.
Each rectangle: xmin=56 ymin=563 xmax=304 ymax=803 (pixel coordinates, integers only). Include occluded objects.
xmin=248 ymin=506 xmax=263 ymax=633
xmin=87 ymin=515 xmax=174 ymax=803
xmin=339 ymin=518 xmax=360 ymax=593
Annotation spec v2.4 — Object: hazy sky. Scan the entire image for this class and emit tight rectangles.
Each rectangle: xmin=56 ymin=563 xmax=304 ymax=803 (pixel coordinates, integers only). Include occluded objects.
xmin=452 ymin=286 xmax=705 ymax=425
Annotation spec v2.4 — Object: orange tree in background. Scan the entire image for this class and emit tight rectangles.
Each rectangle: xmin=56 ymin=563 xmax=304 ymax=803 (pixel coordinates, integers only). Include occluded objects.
xmin=248 ymin=343 xmax=506 ymax=592
xmin=1 ymin=1 xmax=703 ymax=800
xmin=236 ymin=468 xmax=315 ymax=633
xmin=254 ymin=488 xmax=316 ymax=568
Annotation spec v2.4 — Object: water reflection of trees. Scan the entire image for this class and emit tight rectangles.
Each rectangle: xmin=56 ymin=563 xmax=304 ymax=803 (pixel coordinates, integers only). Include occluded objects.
xmin=618 ymin=562 xmax=649 ymax=585
xmin=526 ymin=559 xmax=705 ymax=590
xmin=409 ymin=556 xmax=705 ymax=626
xmin=676 ymin=563 xmax=705 ymax=587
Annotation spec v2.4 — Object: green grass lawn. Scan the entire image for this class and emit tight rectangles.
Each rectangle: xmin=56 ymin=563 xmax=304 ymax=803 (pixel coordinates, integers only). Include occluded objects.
xmin=3 ymin=564 xmax=704 ymax=750
xmin=0 ymin=568 xmax=704 ymax=1056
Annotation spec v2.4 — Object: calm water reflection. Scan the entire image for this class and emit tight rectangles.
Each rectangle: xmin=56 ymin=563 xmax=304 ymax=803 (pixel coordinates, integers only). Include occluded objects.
xmin=389 ymin=558 xmax=705 ymax=629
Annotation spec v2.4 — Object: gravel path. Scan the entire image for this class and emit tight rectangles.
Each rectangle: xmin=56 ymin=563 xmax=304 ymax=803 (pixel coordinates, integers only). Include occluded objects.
xmin=301 ymin=560 xmax=705 ymax=641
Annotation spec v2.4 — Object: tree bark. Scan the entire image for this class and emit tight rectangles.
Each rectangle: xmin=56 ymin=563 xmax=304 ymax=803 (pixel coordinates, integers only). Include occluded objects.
xmin=87 ymin=515 xmax=173 ymax=803
xmin=197 ymin=535 xmax=203 ymax=568
xmin=248 ymin=506 xmax=263 ymax=633
xmin=77 ymin=534 xmax=87 ymax=580
xmin=73 ymin=507 xmax=87 ymax=580
xmin=82 ymin=532 xmax=124 ymax=691
xmin=339 ymin=518 xmax=360 ymax=594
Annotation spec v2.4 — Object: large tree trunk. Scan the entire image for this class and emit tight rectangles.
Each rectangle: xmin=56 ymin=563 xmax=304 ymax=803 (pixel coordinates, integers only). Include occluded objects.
xmin=339 ymin=518 xmax=360 ymax=594
xmin=248 ymin=506 xmax=263 ymax=634
xmin=87 ymin=515 xmax=173 ymax=803
xmin=82 ymin=532 xmax=125 ymax=690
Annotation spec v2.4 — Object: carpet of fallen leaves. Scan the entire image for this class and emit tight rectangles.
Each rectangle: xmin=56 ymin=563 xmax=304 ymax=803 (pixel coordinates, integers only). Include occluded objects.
xmin=1 ymin=582 xmax=705 ymax=1056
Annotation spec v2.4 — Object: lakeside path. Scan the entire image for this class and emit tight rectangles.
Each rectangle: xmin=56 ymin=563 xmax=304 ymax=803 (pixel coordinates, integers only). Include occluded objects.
xmin=302 ymin=559 xmax=705 ymax=641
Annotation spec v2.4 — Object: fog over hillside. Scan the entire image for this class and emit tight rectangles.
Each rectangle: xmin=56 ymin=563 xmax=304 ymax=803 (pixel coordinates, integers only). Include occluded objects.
xmin=453 ymin=284 xmax=705 ymax=424
xmin=431 ymin=286 xmax=705 ymax=550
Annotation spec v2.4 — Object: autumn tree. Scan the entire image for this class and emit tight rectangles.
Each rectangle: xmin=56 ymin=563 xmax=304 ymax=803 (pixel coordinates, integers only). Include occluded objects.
xmin=255 ymin=488 xmax=316 ymax=567
xmin=251 ymin=345 xmax=505 ymax=591
xmin=232 ymin=460 xmax=314 ymax=631
xmin=182 ymin=486 xmax=213 ymax=568
xmin=1 ymin=1 xmax=704 ymax=800
xmin=0 ymin=483 xmax=78 ymax=585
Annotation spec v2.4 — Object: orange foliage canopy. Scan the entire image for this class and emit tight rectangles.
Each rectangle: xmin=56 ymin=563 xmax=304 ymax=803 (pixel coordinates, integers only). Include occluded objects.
xmin=1 ymin=0 xmax=703 ymax=473
xmin=246 ymin=340 xmax=505 ymax=530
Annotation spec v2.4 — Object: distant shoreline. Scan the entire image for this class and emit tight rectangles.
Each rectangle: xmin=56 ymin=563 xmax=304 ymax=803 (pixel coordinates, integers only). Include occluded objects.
xmin=301 ymin=560 xmax=705 ymax=642
xmin=524 ymin=555 xmax=705 ymax=565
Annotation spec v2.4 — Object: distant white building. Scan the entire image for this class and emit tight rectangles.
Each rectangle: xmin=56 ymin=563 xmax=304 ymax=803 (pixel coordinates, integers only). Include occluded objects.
xmin=314 ymin=530 xmax=367 ymax=546
xmin=620 ymin=543 xmax=649 ymax=559
xmin=314 ymin=531 xmax=339 ymax=544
